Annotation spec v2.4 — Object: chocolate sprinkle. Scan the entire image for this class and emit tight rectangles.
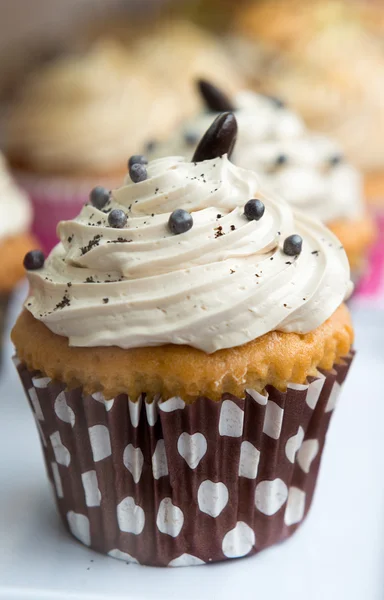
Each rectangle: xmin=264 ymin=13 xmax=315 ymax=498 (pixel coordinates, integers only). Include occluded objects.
xmin=214 ymin=225 xmax=224 ymax=238
xmin=80 ymin=234 xmax=102 ymax=255
xmin=54 ymin=294 xmax=70 ymax=311
xmin=197 ymin=79 xmax=235 ymax=112
xmin=192 ymin=112 xmax=237 ymax=163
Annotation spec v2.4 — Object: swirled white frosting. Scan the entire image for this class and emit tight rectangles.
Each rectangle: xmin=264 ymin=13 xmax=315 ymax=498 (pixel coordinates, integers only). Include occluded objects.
xmin=237 ymin=135 xmax=365 ymax=223
xmin=149 ymin=90 xmax=305 ymax=160
xmin=0 ymin=153 xmax=32 ymax=240
xmin=25 ymin=155 xmax=351 ymax=353
xmin=149 ymin=92 xmax=363 ymax=224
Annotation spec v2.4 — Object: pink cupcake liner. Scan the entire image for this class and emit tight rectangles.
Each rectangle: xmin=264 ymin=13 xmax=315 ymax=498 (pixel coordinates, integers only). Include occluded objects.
xmin=353 ymin=212 xmax=384 ymax=307
xmin=13 ymin=171 xmax=122 ymax=254
xmin=14 ymin=352 xmax=354 ymax=567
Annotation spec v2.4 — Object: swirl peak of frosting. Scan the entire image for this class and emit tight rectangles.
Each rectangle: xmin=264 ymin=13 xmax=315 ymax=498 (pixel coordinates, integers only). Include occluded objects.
xmin=25 ymin=154 xmax=352 ymax=353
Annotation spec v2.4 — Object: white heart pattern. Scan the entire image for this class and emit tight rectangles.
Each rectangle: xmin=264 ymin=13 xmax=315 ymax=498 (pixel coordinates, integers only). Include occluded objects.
xmin=168 ymin=554 xmax=205 ymax=567
xmin=117 ymin=497 xmax=145 ymax=534
xmin=222 ymin=522 xmax=255 ymax=558
xmin=156 ymin=498 xmax=184 ymax=537
xmin=50 ymin=431 xmax=71 ymax=467
xmin=219 ymin=400 xmax=244 ymax=438
xmin=152 ymin=439 xmax=169 ymax=480
xmin=66 ymin=512 xmax=90 ymax=546
xmin=255 ymin=479 xmax=288 ymax=516
xmin=177 ymin=432 xmax=207 ymax=469
xmin=54 ymin=391 xmax=75 ymax=427
xmin=197 ymin=480 xmax=229 ymax=518
xmin=285 ymin=426 xmax=305 ymax=463
xmin=297 ymin=439 xmax=319 ymax=473
xmin=284 ymin=487 xmax=306 ymax=526
xmin=123 ymin=444 xmax=144 ymax=484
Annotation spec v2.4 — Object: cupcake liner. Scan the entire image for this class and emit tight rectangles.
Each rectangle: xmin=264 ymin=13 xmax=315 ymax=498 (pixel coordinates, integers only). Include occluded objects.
xmin=12 ymin=170 xmax=122 ymax=254
xmin=353 ymin=212 xmax=384 ymax=308
xmin=15 ymin=354 xmax=354 ymax=567
xmin=0 ymin=293 xmax=10 ymax=368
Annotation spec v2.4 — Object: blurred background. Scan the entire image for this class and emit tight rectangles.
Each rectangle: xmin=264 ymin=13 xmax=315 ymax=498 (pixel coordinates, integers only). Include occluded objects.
xmin=1 ymin=2 xmax=384 ymax=598
xmin=1 ymin=0 xmax=383 ymax=270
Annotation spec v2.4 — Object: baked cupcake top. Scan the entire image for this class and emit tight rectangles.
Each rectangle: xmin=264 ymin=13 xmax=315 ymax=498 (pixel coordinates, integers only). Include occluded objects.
xmin=0 ymin=153 xmax=31 ymax=240
xmin=23 ymin=114 xmax=352 ymax=354
xmin=4 ymin=41 xmax=154 ymax=176
xmin=150 ymin=82 xmax=364 ymax=224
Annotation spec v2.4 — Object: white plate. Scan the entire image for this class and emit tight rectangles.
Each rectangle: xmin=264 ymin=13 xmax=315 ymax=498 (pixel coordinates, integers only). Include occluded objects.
xmin=1 ymin=293 xmax=383 ymax=600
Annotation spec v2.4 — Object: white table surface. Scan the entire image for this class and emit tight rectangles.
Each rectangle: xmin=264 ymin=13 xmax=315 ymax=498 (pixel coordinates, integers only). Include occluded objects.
xmin=1 ymin=288 xmax=384 ymax=600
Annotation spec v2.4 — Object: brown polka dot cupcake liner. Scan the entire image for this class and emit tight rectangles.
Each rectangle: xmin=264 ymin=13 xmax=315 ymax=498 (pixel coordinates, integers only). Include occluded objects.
xmin=14 ymin=354 xmax=354 ymax=567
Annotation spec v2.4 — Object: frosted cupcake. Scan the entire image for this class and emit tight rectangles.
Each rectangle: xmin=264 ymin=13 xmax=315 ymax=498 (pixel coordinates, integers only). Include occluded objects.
xmin=232 ymin=0 xmax=384 ymax=198
xmin=0 ymin=153 xmax=36 ymax=362
xmin=150 ymin=81 xmax=375 ymax=279
xmin=3 ymin=40 xmax=154 ymax=253
xmin=148 ymin=81 xmax=305 ymax=155
xmin=12 ymin=114 xmax=354 ymax=566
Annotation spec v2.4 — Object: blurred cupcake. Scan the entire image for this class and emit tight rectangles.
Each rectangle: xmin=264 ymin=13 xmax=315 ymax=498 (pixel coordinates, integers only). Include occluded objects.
xmin=4 ymin=40 xmax=155 ymax=252
xmin=232 ymin=0 xmax=384 ymax=196
xmin=150 ymin=81 xmax=375 ymax=280
xmin=134 ymin=19 xmax=244 ymax=148
xmin=0 ymin=153 xmax=36 ymax=361
xmin=148 ymin=82 xmax=305 ymax=157
xmin=12 ymin=115 xmax=354 ymax=566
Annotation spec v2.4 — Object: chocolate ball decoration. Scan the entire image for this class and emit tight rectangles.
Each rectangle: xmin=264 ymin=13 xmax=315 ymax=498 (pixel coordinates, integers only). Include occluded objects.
xmin=275 ymin=154 xmax=288 ymax=167
xmin=90 ymin=186 xmax=110 ymax=210
xmin=329 ymin=154 xmax=344 ymax=167
xmin=244 ymin=199 xmax=265 ymax=221
xmin=128 ymin=155 xmax=148 ymax=169
xmin=24 ymin=249 xmax=45 ymax=270
xmin=130 ymin=163 xmax=148 ymax=183
xmin=168 ymin=209 xmax=193 ymax=235
xmin=283 ymin=234 xmax=303 ymax=256
xmin=108 ymin=209 xmax=128 ymax=228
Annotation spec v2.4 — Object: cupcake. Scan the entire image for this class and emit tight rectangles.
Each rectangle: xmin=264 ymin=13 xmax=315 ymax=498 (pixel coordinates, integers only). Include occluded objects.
xmin=149 ymin=81 xmax=375 ymax=280
xmin=232 ymin=0 xmax=384 ymax=194
xmin=134 ymin=19 xmax=244 ymax=142
xmin=3 ymin=40 xmax=155 ymax=253
xmin=12 ymin=114 xmax=354 ymax=566
xmin=0 ymin=153 xmax=36 ymax=362
xmin=148 ymin=82 xmax=305 ymax=156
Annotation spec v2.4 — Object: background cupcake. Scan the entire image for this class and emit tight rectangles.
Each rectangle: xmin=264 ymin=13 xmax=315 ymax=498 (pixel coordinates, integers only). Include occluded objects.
xmin=231 ymin=0 xmax=384 ymax=201
xmin=148 ymin=81 xmax=375 ymax=280
xmin=3 ymin=25 xmax=243 ymax=254
xmin=0 ymin=152 xmax=36 ymax=364
xmin=12 ymin=115 xmax=354 ymax=566
xmin=3 ymin=40 xmax=152 ymax=253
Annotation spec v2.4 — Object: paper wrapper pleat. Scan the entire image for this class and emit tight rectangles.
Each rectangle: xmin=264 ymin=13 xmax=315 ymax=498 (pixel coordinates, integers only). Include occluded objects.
xmin=15 ymin=354 xmax=354 ymax=567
